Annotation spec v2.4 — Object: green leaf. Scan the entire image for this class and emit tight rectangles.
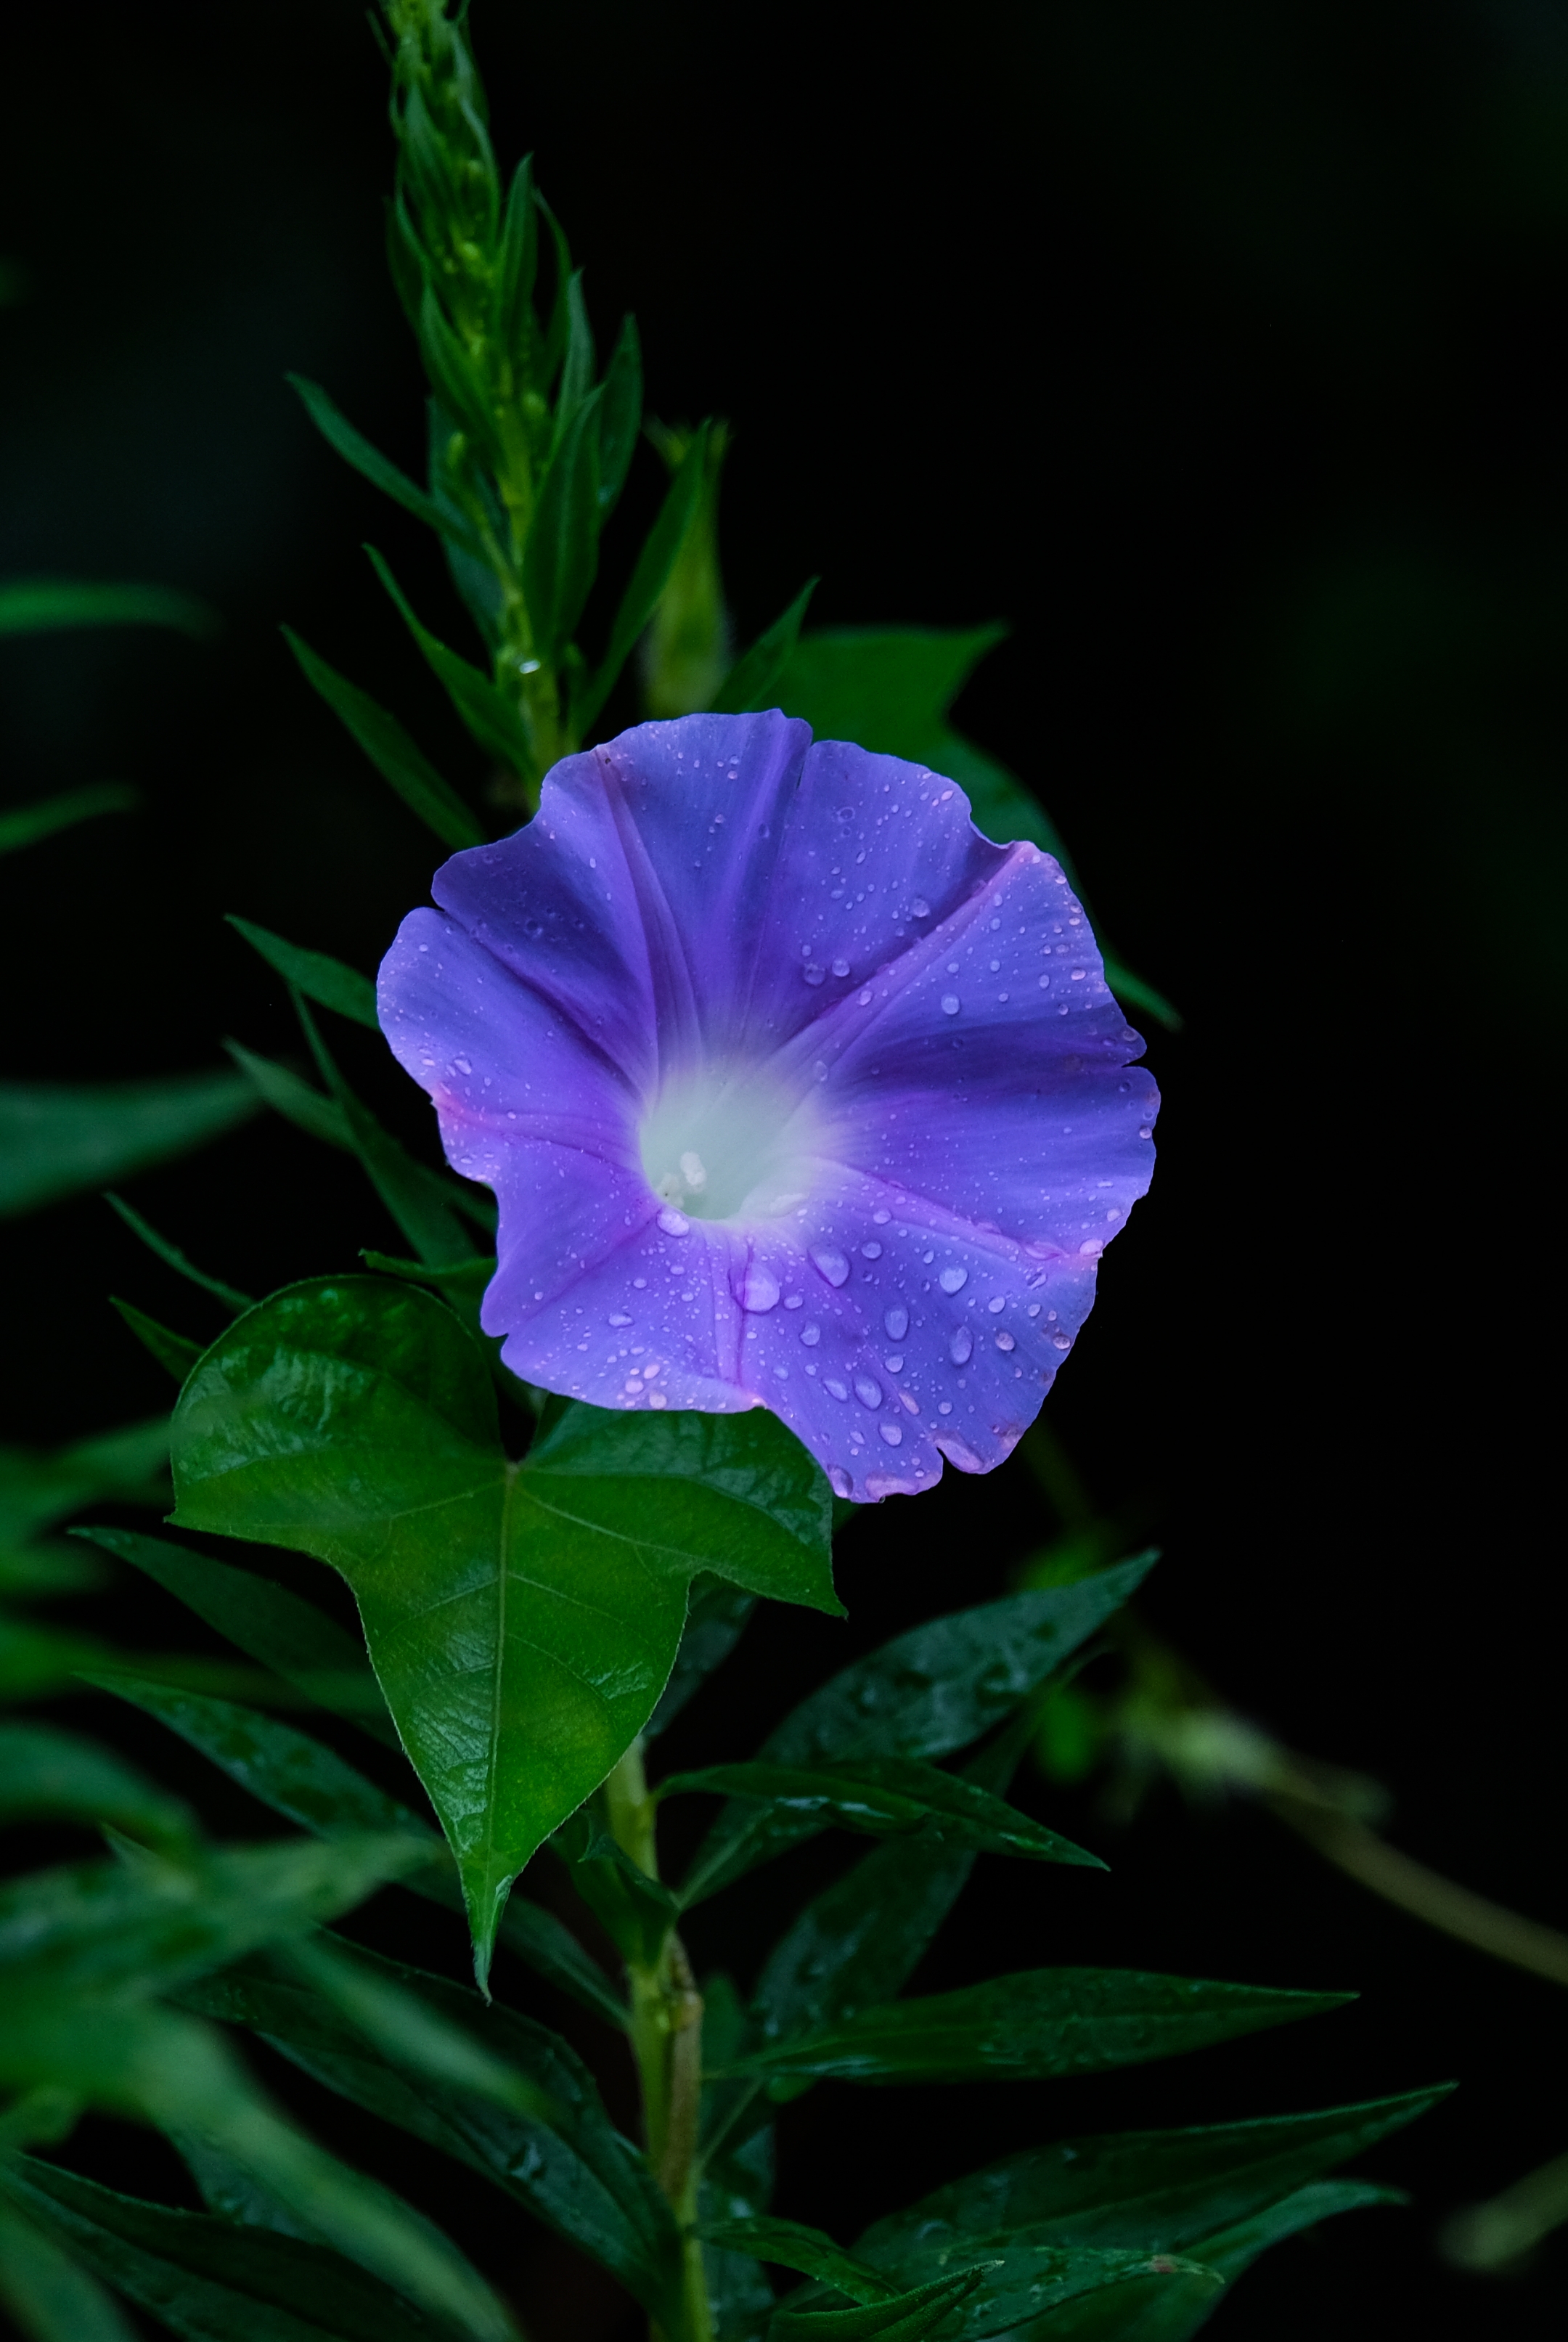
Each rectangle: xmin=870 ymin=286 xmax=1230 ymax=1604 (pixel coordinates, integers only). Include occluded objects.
xmin=714 ymin=1970 xmax=1352 ymax=2087
xmin=108 ymin=1299 xmax=203 ymax=1382
xmin=105 ymin=1191 xmax=253 ymax=1312
xmin=662 ymin=1755 xmax=1101 ymax=1877
xmin=523 ymin=384 xmax=603 ymax=660
xmin=287 ymin=371 xmax=460 ymax=541
xmin=0 ymin=1721 xmax=192 ymax=1845
xmin=596 ymin=313 xmax=643 ymax=515
xmin=752 ymin=1713 xmax=1037 ymax=2051
xmin=226 ymin=917 xmax=380 ymax=1032
xmin=0 ymin=1419 xmax=170 ymax=1547
xmin=645 ymin=1572 xmax=756 ymax=1738
xmin=282 ymin=628 xmax=483 ymax=850
xmin=0 ymin=1835 xmax=430 ymax=2004
xmin=0 ymin=2192 xmax=139 ymax=2342
xmin=0 ymin=1540 xmax=106 ymax=1597
xmin=494 ymin=155 xmax=540 ymax=375
xmin=683 ymin=1558 xmax=1152 ymax=1903
xmin=772 ymin=2268 xmax=993 ymax=2342
xmin=364 ymin=546 xmax=531 ymax=774
xmin=0 ymin=2155 xmax=512 ymax=2342
xmin=77 ymin=1527 xmax=397 ymax=1742
xmin=224 ymin=1040 xmax=352 ymax=1150
xmin=83 ymin=1676 xmax=427 ymax=1843
xmin=849 ymin=2086 xmax=1447 ymax=2263
xmin=428 ymin=399 xmax=507 ymax=650
xmin=0 ymin=1073 xmax=261 ymax=1219
xmin=0 ymin=1617 xmax=118 ymax=1702
xmin=0 ymin=783 xmax=137 ymax=858
xmin=709 ymin=579 xmax=818 ymax=714
xmin=0 ymin=579 xmax=216 ymax=638
xmin=293 ymin=997 xmax=476 ymax=1267
xmin=553 ymin=272 xmax=596 ymax=448
xmin=1192 ymin=2179 xmax=1402 ymax=2283
xmin=168 ymin=1276 xmax=838 ymax=1978
xmin=575 ymin=420 xmax=709 ymax=735
xmin=693 ymin=2214 xmax=900 ymax=2301
xmin=1021 ymin=2272 xmax=1225 ymax=2341
xmin=553 ymin=1810 xmax=681 ymax=1966
xmin=181 ymin=1943 xmax=684 ymax=2319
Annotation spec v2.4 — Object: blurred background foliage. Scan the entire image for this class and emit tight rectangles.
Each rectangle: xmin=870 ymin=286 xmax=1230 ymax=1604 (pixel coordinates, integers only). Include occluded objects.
xmin=2 ymin=1 xmax=1566 ymax=2335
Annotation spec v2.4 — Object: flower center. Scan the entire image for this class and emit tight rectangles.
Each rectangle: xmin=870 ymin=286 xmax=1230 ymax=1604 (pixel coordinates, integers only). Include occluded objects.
xmin=639 ymin=1064 xmax=820 ymax=1222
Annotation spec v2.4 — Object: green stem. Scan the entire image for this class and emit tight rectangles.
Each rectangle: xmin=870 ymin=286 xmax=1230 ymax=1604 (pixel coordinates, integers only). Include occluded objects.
xmin=603 ymin=1742 xmax=713 ymax=2342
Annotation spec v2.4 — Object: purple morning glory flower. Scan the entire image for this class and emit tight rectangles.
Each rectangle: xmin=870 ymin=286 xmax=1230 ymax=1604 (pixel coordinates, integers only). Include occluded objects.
xmin=377 ymin=712 xmax=1156 ymax=1502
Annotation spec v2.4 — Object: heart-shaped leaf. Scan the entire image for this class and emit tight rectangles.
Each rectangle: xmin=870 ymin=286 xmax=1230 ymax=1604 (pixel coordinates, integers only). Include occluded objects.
xmin=168 ymin=1276 xmax=838 ymax=1977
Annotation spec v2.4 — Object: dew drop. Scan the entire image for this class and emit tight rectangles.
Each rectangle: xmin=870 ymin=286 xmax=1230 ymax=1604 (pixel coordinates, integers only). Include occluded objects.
xmin=811 ymin=1246 xmax=850 ymax=1287
xmin=987 ymin=1294 xmax=1006 ymax=1314
xmin=910 ymin=896 xmax=931 ymax=918
xmin=941 ymin=994 xmax=960 ymax=1016
xmin=995 ymin=1331 xmax=1016 ymax=1352
xmin=854 ymin=1376 xmax=883 ymax=1410
xmin=740 ymin=1267 xmax=780 ymax=1312
xmin=1052 ymin=1334 xmax=1072 ymax=1350
xmin=657 ymin=1207 xmax=690 ymax=1236
xmin=884 ymin=1305 xmax=910 ymax=1339
xmin=648 ymin=1389 xmax=668 ymax=1408
xmin=523 ymin=917 xmax=544 ymax=939
xmin=801 ymin=1322 xmax=821 ymax=1346
xmin=884 ymin=1355 xmax=904 ymax=1373
xmin=825 ymin=1378 xmax=849 ymax=1400
xmin=830 ymin=1466 xmax=854 ymax=1498
xmin=878 ymin=1421 xmax=904 ymax=1447
xmin=831 ymin=957 xmax=850 ymax=977
xmin=803 ymin=963 xmax=826 ymax=986
xmin=857 ymin=987 xmax=874 ymax=1006
xmin=939 ymin=1265 xmax=968 ymax=1295
xmin=950 ymin=1326 xmax=973 ymax=1364
xmin=608 ymin=1312 xmax=632 ymax=1327
xmin=861 ymin=1241 xmax=883 ymax=1260
xmin=454 ymin=1053 xmax=473 ymax=1074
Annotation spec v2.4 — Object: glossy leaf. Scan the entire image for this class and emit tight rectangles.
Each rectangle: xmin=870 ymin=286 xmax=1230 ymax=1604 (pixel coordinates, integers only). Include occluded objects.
xmin=283 ymin=627 xmax=483 ymax=850
xmin=693 ymin=2214 xmax=899 ymax=2302
xmin=710 ymin=579 xmax=818 ymax=714
xmin=224 ymin=1040 xmax=352 ymax=1151
xmin=576 ymin=420 xmax=709 ymax=734
xmin=78 ymin=1527 xmax=396 ymax=1741
xmin=0 ymin=1072 xmax=260 ymax=1219
xmin=523 ymin=383 xmax=603 ymax=658
xmin=226 ymin=916 xmax=379 ymax=1031
xmin=752 ymin=1716 xmax=1037 ymax=2049
xmin=684 ymin=1558 xmax=1152 ymax=1903
xmin=168 ymin=1275 xmax=837 ymax=1975
xmin=0 ymin=2155 xmax=511 ymax=2342
xmin=0 ymin=783 xmax=136 ymax=858
xmin=714 ymin=1970 xmax=1351 ymax=2087
xmin=0 ymin=579 xmax=216 ymax=637
xmin=1195 ymin=2179 xmax=1401 ymax=2284
xmin=287 ymin=370 xmax=457 ymax=539
xmin=365 ymin=546 xmax=531 ymax=772
xmin=664 ymin=1756 xmax=1100 ymax=1880
xmin=849 ymin=2087 xmax=1447 ymax=2263
xmin=645 ymin=1572 xmax=756 ymax=1739
xmin=553 ymin=1809 xmax=681 ymax=1966
xmin=181 ymin=1943 xmax=684 ymax=2319
xmin=0 ymin=2191 xmax=139 ymax=2342
xmin=773 ymin=2269 xmax=992 ymax=2342
xmin=596 ymin=312 xmax=643 ymax=515
xmin=105 ymin=1191 xmax=253 ymax=1311
xmin=0 ymin=1721 xmax=192 ymax=1845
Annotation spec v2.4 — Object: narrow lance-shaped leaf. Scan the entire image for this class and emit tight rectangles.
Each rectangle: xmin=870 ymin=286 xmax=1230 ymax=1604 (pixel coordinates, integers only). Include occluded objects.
xmin=226 ymin=915 xmax=380 ymax=1030
xmin=682 ymin=1557 xmax=1153 ymax=1904
xmin=709 ymin=578 xmax=818 ymax=714
xmin=692 ymin=2213 xmax=902 ymax=2302
xmin=523 ymin=382 xmax=603 ymax=660
xmin=287 ymin=370 xmax=461 ymax=540
xmin=714 ymin=1969 xmax=1352 ymax=2088
xmin=660 ymin=1755 xmax=1102 ymax=1874
xmin=0 ymin=1072 xmax=261 ymax=1220
xmin=282 ymin=626 xmax=483 ymax=851
xmin=0 ymin=1419 xmax=171 ymax=1548
xmin=168 ymin=1274 xmax=838 ymax=1980
xmin=105 ymin=1190 xmax=253 ymax=1311
xmin=181 ymin=1942 xmax=684 ymax=2319
xmin=0 ymin=579 xmax=216 ymax=637
xmin=364 ymin=545 xmax=532 ymax=773
xmin=109 ymin=1299 xmax=202 ymax=1382
xmin=575 ymin=419 xmax=710 ymax=735
xmin=294 ymin=992 xmax=475 ymax=1268
xmin=595 ymin=312 xmax=643 ymax=515
xmin=772 ymin=2269 xmax=995 ymax=2342
xmin=0 ymin=1721 xmax=192 ymax=1845
xmin=0 ymin=2192 xmax=141 ymax=2342
xmin=0 ymin=783 xmax=136 ymax=859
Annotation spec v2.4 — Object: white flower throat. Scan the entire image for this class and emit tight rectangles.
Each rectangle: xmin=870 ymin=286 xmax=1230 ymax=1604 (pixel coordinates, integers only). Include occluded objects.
xmin=640 ymin=1064 xmax=822 ymax=1221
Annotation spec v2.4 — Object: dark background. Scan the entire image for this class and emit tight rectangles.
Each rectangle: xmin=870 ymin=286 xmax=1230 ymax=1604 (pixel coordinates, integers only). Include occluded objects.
xmin=2 ymin=2 xmax=1566 ymax=2335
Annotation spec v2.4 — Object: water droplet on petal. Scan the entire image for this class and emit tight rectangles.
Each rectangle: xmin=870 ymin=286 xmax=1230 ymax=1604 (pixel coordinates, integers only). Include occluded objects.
xmin=648 ymin=1389 xmax=667 ymax=1407
xmin=800 ymin=1322 xmax=821 ymax=1346
xmin=825 ymin=1378 xmax=849 ymax=1400
xmin=811 ymin=1245 xmax=850 ymax=1288
xmin=858 ymin=988 xmax=873 ymax=1006
xmin=609 ymin=1312 xmax=632 ymax=1327
xmin=831 ymin=957 xmax=850 ymax=977
xmin=830 ymin=1466 xmax=854 ymax=1498
xmin=854 ymin=1376 xmax=883 ymax=1410
xmin=454 ymin=1054 xmax=473 ymax=1074
xmin=941 ymin=994 xmax=960 ymax=1016
xmin=657 ymin=1207 xmax=690 ymax=1236
xmin=884 ymin=1305 xmax=909 ymax=1339
xmin=878 ymin=1421 xmax=903 ymax=1446
xmin=950 ymin=1326 xmax=973 ymax=1364
xmin=939 ymin=1265 xmax=968 ymax=1295
xmin=987 ymin=1294 xmax=1006 ymax=1314
xmin=910 ymin=896 xmax=931 ymax=918
xmin=803 ymin=963 xmax=826 ymax=986
xmin=741 ymin=1267 xmax=780 ymax=1312
xmin=995 ymin=1331 xmax=1016 ymax=1352
xmin=861 ymin=1241 xmax=882 ymax=1260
